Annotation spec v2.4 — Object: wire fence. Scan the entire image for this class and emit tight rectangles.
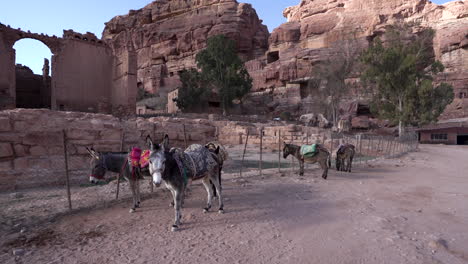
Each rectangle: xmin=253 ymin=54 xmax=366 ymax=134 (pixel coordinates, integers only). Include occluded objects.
xmin=1 ymin=127 xmax=419 ymax=236
xmin=221 ymin=130 xmax=419 ymax=176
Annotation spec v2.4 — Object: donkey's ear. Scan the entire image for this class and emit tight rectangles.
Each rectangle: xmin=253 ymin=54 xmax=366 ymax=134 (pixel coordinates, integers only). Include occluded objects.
xmin=86 ymin=147 xmax=99 ymax=159
xmin=162 ymin=134 xmax=169 ymax=150
xmin=146 ymin=135 xmax=154 ymax=151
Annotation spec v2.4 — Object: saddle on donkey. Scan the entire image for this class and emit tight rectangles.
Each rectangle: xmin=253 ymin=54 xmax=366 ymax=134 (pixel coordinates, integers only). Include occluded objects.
xmin=128 ymin=147 xmax=151 ymax=179
xmin=300 ymin=144 xmax=319 ymax=158
xmin=171 ymin=145 xmax=219 ymax=183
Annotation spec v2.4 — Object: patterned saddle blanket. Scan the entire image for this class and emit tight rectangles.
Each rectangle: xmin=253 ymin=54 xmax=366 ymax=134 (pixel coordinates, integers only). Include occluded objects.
xmin=172 ymin=144 xmax=219 ymax=181
xmin=301 ymin=144 xmax=318 ymax=158
xmin=129 ymin=148 xmax=150 ymax=169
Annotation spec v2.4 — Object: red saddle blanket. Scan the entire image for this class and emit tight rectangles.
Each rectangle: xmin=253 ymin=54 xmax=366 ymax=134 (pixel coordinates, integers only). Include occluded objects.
xmin=130 ymin=148 xmax=150 ymax=168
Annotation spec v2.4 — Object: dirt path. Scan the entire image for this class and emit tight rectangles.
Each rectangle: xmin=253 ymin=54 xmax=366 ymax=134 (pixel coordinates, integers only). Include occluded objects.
xmin=1 ymin=144 xmax=467 ymax=264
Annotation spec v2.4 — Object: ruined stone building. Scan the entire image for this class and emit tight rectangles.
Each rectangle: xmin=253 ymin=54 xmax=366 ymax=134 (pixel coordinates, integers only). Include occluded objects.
xmin=0 ymin=24 xmax=137 ymax=116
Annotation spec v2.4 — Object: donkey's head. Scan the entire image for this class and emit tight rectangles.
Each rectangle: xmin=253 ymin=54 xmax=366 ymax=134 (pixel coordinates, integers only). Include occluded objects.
xmin=147 ymin=134 xmax=169 ymax=187
xmin=86 ymin=147 xmax=106 ymax=184
xmin=205 ymin=143 xmax=222 ymax=165
xmin=282 ymin=143 xmax=293 ymax=159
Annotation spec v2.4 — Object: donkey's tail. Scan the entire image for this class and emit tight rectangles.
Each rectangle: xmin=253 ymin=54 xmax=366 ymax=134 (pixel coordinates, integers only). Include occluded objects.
xmin=327 ymin=153 xmax=332 ymax=168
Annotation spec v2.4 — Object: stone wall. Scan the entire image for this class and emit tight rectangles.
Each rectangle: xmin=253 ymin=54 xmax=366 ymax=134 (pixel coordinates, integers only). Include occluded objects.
xmin=0 ymin=109 xmax=329 ymax=191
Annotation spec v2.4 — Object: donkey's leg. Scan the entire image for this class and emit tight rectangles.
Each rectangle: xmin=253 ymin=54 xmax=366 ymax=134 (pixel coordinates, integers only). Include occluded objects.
xmin=349 ymin=156 xmax=354 ymax=172
xmin=299 ymin=160 xmax=304 ymax=176
xmin=128 ymin=179 xmax=137 ymax=213
xmin=210 ymin=171 xmax=224 ymax=214
xmin=136 ymin=179 xmax=141 ymax=208
xmin=319 ymin=159 xmax=328 ymax=180
xmin=202 ymin=177 xmax=214 ymax=213
xmin=171 ymin=187 xmax=183 ymax=232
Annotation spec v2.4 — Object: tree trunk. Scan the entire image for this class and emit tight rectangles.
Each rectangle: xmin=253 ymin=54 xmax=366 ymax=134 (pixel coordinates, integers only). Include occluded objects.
xmin=398 ymin=98 xmax=404 ymax=137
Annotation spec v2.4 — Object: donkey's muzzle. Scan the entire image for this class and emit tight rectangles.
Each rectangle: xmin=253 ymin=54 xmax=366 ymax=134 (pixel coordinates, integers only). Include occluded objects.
xmin=89 ymin=176 xmax=101 ymax=185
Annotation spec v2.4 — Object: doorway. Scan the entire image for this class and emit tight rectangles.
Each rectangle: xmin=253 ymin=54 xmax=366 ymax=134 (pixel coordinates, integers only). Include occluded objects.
xmin=457 ymin=135 xmax=468 ymax=145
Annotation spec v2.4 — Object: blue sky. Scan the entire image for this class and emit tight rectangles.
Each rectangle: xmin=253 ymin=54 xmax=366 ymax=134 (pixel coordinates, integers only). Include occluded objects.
xmin=1 ymin=0 xmax=451 ymax=74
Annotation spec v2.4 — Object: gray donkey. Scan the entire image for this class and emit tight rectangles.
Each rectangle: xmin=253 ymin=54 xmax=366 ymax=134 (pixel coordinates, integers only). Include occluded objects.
xmin=336 ymin=143 xmax=355 ymax=172
xmin=147 ymin=135 xmax=223 ymax=232
xmin=86 ymin=148 xmax=144 ymax=213
xmin=283 ymin=143 xmax=331 ymax=179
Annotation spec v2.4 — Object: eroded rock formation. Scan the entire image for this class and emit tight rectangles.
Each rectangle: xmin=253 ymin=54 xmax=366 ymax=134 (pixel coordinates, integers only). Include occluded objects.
xmin=247 ymin=0 xmax=468 ymax=119
xmin=103 ymin=0 xmax=467 ymax=119
xmin=103 ymin=0 xmax=269 ymax=98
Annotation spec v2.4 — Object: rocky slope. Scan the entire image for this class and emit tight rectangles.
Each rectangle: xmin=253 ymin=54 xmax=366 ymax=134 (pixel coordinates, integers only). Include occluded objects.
xmin=103 ymin=0 xmax=269 ymax=98
xmin=246 ymin=0 xmax=468 ymax=118
xmin=103 ymin=0 xmax=467 ymax=119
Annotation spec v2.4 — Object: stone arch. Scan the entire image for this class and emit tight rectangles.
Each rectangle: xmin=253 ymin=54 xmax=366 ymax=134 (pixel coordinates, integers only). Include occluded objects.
xmin=13 ymin=38 xmax=53 ymax=109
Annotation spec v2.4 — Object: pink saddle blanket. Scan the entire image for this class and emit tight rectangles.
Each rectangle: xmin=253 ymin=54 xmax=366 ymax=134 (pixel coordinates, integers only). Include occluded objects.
xmin=130 ymin=148 xmax=150 ymax=168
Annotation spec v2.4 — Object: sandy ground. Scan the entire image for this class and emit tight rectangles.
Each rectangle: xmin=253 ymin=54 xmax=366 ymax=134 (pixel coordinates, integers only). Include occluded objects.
xmin=1 ymin=144 xmax=467 ymax=264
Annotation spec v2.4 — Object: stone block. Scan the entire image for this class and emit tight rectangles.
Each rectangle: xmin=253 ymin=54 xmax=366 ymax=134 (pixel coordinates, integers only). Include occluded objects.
xmin=0 ymin=117 xmax=11 ymax=132
xmin=48 ymin=146 xmax=64 ymax=155
xmin=29 ymin=146 xmax=48 ymax=156
xmin=65 ymin=129 xmax=99 ymax=140
xmin=0 ymin=160 xmax=13 ymax=171
xmin=14 ymin=158 xmax=29 ymax=170
xmin=23 ymin=131 xmax=63 ymax=146
xmin=13 ymin=144 xmax=28 ymax=157
xmin=14 ymin=121 xmax=29 ymax=131
xmin=0 ymin=133 xmax=22 ymax=143
xmin=0 ymin=143 xmax=14 ymax=158
xmin=100 ymin=129 xmax=123 ymax=141
xmin=28 ymin=158 xmax=51 ymax=170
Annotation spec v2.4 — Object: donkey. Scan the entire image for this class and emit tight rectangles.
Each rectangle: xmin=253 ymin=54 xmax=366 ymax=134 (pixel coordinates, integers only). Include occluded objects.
xmin=336 ymin=144 xmax=355 ymax=172
xmin=86 ymin=148 xmax=144 ymax=213
xmin=204 ymin=141 xmax=228 ymax=196
xmin=147 ymin=135 xmax=223 ymax=231
xmin=283 ymin=143 xmax=331 ymax=179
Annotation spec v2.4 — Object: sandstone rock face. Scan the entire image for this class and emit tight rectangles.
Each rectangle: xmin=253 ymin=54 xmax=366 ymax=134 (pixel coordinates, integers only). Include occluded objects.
xmin=103 ymin=0 xmax=269 ymax=99
xmin=247 ymin=0 xmax=468 ymax=119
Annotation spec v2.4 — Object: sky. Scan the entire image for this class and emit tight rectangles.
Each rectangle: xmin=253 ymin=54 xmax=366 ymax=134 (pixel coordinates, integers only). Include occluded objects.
xmin=0 ymin=0 xmax=451 ymax=74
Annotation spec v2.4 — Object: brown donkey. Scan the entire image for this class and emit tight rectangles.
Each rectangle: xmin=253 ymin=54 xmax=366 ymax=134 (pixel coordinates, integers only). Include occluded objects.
xmin=336 ymin=144 xmax=355 ymax=172
xmin=283 ymin=143 xmax=331 ymax=179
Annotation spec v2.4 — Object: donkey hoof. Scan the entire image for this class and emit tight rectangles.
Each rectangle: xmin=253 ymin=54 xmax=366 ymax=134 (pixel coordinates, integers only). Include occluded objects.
xmin=129 ymin=208 xmax=135 ymax=213
xmin=203 ymin=208 xmax=209 ymax=213
xmin=218 ymin=209 xmax=224 ymax=214
xmin=171 ymin=225 xmax=179 ymax=232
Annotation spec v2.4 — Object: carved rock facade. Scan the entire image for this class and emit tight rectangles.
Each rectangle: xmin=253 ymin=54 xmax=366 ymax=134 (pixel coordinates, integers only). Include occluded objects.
xmin=103 ymin=0 xmax=269 ymax=100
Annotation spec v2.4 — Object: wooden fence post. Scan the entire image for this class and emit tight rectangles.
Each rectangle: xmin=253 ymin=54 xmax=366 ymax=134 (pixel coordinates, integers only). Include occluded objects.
xmin=278 ymin=130 xmax=281 ymax=173
xmin=259 ymin=127 xmax=263 ymax=177
xmin=240 ymin=130 xmax=250 ymax=178
xmin=116 ymin=131 xmax=125 ymax=199
xmin=62 ymin=130 xmax=72 ymax=210
xmin=183 ymin=124 xmax=188 ymax=148
xmin=291 ymin=132 xmax=296 ymax=175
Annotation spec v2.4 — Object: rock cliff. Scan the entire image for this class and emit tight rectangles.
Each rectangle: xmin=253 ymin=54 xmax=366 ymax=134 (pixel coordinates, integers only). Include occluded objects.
xmin=103 ymin=0 xmax=269 ymax=98
xmin=247 ymin=0 xmax=467 ymax=119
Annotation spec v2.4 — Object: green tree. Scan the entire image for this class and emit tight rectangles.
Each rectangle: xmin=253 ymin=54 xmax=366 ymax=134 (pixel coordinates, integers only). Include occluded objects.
xmin=195 ymin=35 xmax=252 ymax=115
xmin=174 ymin=69 xmax=209 ymax=112
xmin=308 ymin=32 xmax=361 ymax=126
xmin=361 ymin=23 xmax=454 ymax=135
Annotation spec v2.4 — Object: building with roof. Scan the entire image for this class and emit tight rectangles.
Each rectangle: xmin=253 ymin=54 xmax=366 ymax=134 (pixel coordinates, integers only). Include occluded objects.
xmin=417 ymin=118 xmax=468 ymax=145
